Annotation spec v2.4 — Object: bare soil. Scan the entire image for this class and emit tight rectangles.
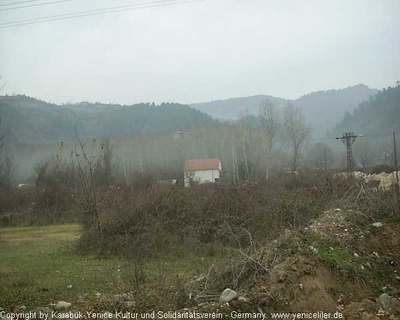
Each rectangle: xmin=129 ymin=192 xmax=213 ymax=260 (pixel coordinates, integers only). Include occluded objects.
xmin=191 ymin=208 xmax=400 ymax=319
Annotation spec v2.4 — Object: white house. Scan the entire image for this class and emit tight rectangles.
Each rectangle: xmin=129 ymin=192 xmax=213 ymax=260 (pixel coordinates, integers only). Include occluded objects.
xmin=184 ymin=158 xmax=222 ymax=187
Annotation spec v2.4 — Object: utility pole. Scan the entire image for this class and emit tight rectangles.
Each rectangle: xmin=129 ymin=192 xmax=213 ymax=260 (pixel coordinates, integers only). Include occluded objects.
xmin=243 ymin=144 xmax=249 ymax=180
xmin=323 ymin=148 xmax=327 ymax=171
xmin=231 ymin=143 xmax=239 ymax=184
xmin=393 ymin=132 xmax=399 ymax=209
xmin=231 ymin=144 xmax=236 ymax=185
xmin=139 ymin=152 xmax=144 ymax=177
xmin=336 ymin=132 xmax=362 ymax=178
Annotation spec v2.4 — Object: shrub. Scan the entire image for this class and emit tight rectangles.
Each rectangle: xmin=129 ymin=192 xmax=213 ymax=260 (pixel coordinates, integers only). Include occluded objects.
xmin=79 ymin=176 xmax=337 ymax=258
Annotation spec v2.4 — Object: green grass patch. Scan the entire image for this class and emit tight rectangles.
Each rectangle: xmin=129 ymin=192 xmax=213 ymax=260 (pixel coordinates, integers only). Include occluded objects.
xmin=302 ymin=234 xmax=351 ymax=266
xmin=0 ymin=224 xmax=225 ymax=311
xmin=301 ymin=233 xmax=388 ymax=288
xmin=314 ymin=239 xmax=380 ymax=286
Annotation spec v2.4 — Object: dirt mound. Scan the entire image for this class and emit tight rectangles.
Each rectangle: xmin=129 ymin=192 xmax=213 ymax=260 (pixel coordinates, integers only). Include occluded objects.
xmin=192 ymin=208 xmax=400 ymax=318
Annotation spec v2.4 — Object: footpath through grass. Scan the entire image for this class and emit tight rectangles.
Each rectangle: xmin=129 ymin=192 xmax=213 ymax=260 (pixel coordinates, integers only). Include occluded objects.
xmin=0 ymin=224 xmax=222 ymax=311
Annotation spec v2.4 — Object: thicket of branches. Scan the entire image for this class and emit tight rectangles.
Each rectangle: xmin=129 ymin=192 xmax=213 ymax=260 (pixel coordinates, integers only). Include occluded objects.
xmin=78 ymin=173 xmax=391 ymax=258
xmin=0 ymin=138 xmax=115 ymax=228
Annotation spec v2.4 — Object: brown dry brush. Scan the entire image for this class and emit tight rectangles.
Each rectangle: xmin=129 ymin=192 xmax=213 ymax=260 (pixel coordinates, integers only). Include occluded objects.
xmin=333 ymin=177 xmax=398 ymax=214
xmin=0 ymin=137 xmax=116 ymax=226
xmin=200 ymin=230 xmax=273 ymax=294
xmin=196 ymin=177 xmax=399 ymax=299
xmin=80 ymin=175 xmax=338 ymax=257
xmin=0 ymin=155 xmax=79 ymax=225
xmin=73 ymin=136 xmax=119 ymax=244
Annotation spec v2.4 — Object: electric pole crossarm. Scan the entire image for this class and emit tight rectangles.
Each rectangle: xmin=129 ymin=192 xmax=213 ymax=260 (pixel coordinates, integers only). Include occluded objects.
xmin=336 ymin=132 xmax=362 ymax=177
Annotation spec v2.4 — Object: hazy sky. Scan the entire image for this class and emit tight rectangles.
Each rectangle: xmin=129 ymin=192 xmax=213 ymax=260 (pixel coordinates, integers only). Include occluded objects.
xmin=0 ymin=0 xmax=399 ymax=105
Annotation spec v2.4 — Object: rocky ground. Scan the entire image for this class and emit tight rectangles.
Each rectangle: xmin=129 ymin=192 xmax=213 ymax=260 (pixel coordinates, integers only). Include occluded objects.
xmin=336 ymin=171 xmax=400 ymax=190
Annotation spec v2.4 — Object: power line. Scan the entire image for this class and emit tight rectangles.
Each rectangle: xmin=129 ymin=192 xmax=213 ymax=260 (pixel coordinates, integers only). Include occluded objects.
xmin=0 ymin=0 xmax=73 ymax=12
xmin=0 ymin=0 xmax=143 ymax=23
xmin=0 ymin=0 xmax=45 ymax=7
xmin=0 ymin=0 xmax=203 ymax=29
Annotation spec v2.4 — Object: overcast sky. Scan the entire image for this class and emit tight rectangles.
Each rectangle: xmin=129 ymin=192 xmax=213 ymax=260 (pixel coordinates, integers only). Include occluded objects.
xmin=0 ymin=0 xmax=399 ymax=105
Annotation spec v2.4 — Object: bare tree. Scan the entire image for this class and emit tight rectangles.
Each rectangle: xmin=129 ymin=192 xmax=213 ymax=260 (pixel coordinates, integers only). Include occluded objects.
xmin=283 ymin=104 xmax=310 ymax=173
xmin=74 ymin=135 xmax=103 ymax=241
xmin=0 ymin=75 xmax=8 ymax=149
xmin=237 ymin=108 xmax=253 ymax=180
xmin=310 ymin=142 xmax=333 ymax=170
xmin=259 ymin=100 xmax=279 ymax=178
xmin=0 ymin=79 xmax=12 ymax=187
xmin=354 ymin=140 xmax=375 ymax=168
xmin=0 ymin=157 xmax=15 ymax=192
xmin=0 ymin=118 xmax=6 ymax=150
xmin=96 ymin=139 xmax=114 ymax=186
xmin=0 ymin=75 xmax=6 ymax=91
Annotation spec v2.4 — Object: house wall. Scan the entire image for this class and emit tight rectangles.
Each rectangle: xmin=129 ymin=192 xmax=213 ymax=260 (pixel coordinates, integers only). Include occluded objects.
xmin=184 ymin=169 xmax=220 ymax=187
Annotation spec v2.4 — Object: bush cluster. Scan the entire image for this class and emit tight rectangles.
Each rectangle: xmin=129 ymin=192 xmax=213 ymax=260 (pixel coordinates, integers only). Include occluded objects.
xmin=79 ymin=176 xmax=338 ymax=257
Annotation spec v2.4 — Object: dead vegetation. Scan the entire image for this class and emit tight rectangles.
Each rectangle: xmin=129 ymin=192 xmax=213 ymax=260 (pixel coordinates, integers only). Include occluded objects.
xmin=1 ymin=154 xmax=399 ymax=315
xmin=74 ymin=172 xmax=399 ymax=314
xmin=177 ymin=180 xmax=400 ymax=317
xmin=79 ymin=174 xmax=339 ymax=258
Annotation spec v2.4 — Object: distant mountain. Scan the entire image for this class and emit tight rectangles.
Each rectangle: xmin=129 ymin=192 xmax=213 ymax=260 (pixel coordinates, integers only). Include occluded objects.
xmin=295 ymin=84 xmax=378 ymax=137
xmin=0 ymin=95 xmax=215 ymax=144
xmin=329 ymin=84 xmax=400 ymax=139
xmin=0 ymin=84 xmax=379 ymax=145
xmin=190 ymin=84 xmax=378 ymax=137
xmin=190 ymin=95 xmax=289 ymax=121
xmin=0 ymin=95 xmax=84 ymax=145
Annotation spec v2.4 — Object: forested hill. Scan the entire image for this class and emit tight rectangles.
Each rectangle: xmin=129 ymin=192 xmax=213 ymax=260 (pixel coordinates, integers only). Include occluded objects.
xmin=191 ymin=84 xmax=378 ymax=137
xmin=190 ymin=95 xmax=288 ymax=121
xmin=0 ymin=95 xmax=215 ymax=144
xmin=329 ymin=84 xmax=400 ymax=138
xmin=295 ymin=84 xmax=378 ymax=137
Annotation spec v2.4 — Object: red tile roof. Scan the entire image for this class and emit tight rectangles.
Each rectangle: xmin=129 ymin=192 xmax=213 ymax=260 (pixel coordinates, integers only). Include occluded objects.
xmin=184 ymin=158 xmax=221 ymax=171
